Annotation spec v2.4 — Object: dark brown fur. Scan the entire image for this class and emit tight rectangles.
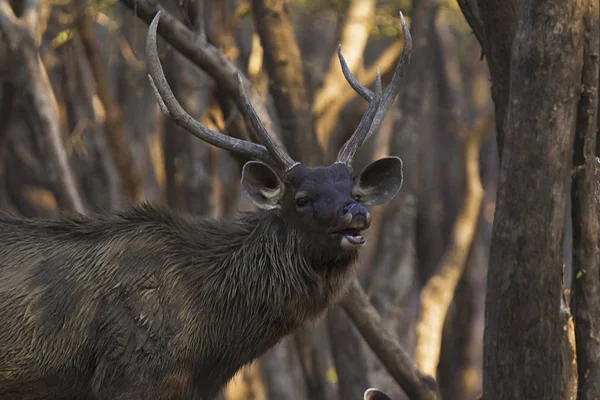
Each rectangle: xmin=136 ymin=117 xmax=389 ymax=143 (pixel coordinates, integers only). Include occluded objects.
xmin=0 ymin=164 xmax=374 ymax=399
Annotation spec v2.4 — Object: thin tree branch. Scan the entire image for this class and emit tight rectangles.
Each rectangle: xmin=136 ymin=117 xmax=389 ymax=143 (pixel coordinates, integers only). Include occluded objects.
xmin=250 ymin=0 xmax=322 ymax=164
xmin=0 ymin=0 xmax=86 ymax=214
xmin=118 ymin=0 xmax=280 ymax=139
xmin=572 ymin=1 xmax=600 ymax=397
xmin=414 ymin=114 xmax=491 ymax=378
xmin=73 ymin=0 xmax=144 ymax=203
xmin=313 ymin=0 xmax=376 ymax=149
xmin=341 ymin=279 xmax=441 ymax=400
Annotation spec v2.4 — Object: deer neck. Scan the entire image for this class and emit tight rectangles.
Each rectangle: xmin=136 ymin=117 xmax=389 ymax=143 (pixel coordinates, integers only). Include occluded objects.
xmin=183 ymin=210 xmax=358 ymax=323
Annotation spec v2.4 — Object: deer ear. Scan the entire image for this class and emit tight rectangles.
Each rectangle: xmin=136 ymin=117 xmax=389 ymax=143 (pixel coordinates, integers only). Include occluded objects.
xmin=363 ymin=388 xmax=392 ymax=400
xmin=352 ymin=156 xmax=403 ymax=206
xmin=241 ymin=161 xmax=284 ymax=210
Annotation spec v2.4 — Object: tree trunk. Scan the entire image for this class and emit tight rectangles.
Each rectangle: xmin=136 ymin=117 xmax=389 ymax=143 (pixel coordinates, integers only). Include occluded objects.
xmin=571 ymin=1 xmax=600 ymax=398
xmin=482 ymin=1 xmax=585 ymax=398
xmin=474 ymin=1 xmax=518 ymax=159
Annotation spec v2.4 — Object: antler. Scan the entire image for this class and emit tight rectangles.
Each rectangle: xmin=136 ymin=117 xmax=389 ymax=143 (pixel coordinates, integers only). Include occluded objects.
xmin=336 ymin=11 xmax=413 ymax=166
xmin=145 ymin=11 xmax=297 ymax=172
xmin=236 ymin=75 xmax=298 ymax=171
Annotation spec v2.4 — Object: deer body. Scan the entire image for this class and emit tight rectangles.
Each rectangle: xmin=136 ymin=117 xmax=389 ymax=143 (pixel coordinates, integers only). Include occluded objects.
xmin=0 ymin=9 xmax=412 ymax=400
xmin=0 ymin=203 xmax=355 ymax=399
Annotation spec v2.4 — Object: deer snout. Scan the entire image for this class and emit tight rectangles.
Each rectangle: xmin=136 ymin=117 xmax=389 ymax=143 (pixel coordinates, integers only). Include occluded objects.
xmin=341 ymin=203 xmax=372 ymax=230
xmin=334 ymin=202 xmax=371 ymax=249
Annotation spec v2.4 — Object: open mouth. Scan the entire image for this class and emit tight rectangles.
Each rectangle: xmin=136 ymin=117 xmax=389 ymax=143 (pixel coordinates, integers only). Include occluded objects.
xmin=332 ymin=228 xmax=366 ymax=249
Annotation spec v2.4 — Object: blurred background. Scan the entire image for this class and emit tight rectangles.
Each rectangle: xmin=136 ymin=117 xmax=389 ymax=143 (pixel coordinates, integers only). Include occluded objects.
xmin=0 ymin=0 xmax=498 ymax=399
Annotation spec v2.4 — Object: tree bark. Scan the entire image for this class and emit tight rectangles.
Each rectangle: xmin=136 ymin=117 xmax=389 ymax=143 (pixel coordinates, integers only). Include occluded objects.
xmin=483 ymin=1 xmax=585 ymax=398
xmin=474 ymin=0 xmax=518 ymax=159
xmin=572 ymin=1 xmax=600 ymax=398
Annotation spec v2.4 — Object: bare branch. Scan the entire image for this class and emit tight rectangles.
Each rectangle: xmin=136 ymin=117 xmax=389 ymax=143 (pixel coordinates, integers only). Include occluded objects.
xmin=341 ymin=279 xmax=441 ymax=400
xmin=73 ymin=0 xmax=144 ymax=203
xmin=118 ymin=0 xmax=280 ymax=138
xmin=414 ymin=114 xmax=492 ymax=378
xmin=313 ymin=0 xmax=376 ymax=148
xmin=0 ymin=0 xmax=86 ymax=213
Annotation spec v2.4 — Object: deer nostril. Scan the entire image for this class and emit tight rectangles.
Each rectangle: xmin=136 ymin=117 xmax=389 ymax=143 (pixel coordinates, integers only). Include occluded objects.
xmin=342 ymin=204 xmax=351 ymax=215
xmin=343 ymin=202 xmax=368 ymax=218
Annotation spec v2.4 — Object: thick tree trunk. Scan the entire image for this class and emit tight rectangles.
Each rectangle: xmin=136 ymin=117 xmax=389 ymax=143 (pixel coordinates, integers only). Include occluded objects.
xmin=482 ymin=1 xmax=585 ymax=399
xmin=572 ymin=1 xmax=600 ymax=398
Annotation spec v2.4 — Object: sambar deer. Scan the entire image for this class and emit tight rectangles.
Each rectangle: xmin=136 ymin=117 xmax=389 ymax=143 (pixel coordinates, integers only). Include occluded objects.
xmin=0 ymin=10 xmax=411 ymax=400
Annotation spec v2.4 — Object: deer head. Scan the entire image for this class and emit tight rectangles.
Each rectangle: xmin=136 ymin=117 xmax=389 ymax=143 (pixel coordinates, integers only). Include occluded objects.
xmin=145 ymin=11 xmax=411 ymax=251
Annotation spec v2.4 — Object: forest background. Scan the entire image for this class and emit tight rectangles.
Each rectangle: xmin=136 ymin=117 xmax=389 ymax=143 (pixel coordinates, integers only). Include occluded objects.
xmin=1 ymin=0 xmax=564 ymax=399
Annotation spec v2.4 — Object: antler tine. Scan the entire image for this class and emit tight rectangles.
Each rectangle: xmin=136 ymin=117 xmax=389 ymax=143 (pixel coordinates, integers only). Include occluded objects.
xmin=145 ymin=12 xmax=273 ymax=165
xmin=336 ymin=11 xmax=413 ymax=166
xmin=336 ymin=70 xmax=382 ymax=166
xmin=236 ymin=75 xmax=298 ymax=172
xmin=337 ymin=44 xmax=373 ymax=102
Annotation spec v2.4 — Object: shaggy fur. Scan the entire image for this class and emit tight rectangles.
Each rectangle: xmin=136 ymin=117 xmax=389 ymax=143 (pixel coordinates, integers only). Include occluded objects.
xmin=0 ymin=204 xmax=357 ymax=399
xmin=0 ymin=159 xmax=404 ymax=399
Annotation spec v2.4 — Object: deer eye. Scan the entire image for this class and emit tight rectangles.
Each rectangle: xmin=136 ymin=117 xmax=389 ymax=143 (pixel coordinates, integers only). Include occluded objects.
xmin=295 ymin=197 xmax=309 ymax=208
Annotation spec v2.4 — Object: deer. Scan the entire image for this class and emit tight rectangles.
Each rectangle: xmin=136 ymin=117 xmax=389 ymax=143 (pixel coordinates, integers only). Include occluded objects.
xmin=0 ymin=10 xmax=411 ymax=400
